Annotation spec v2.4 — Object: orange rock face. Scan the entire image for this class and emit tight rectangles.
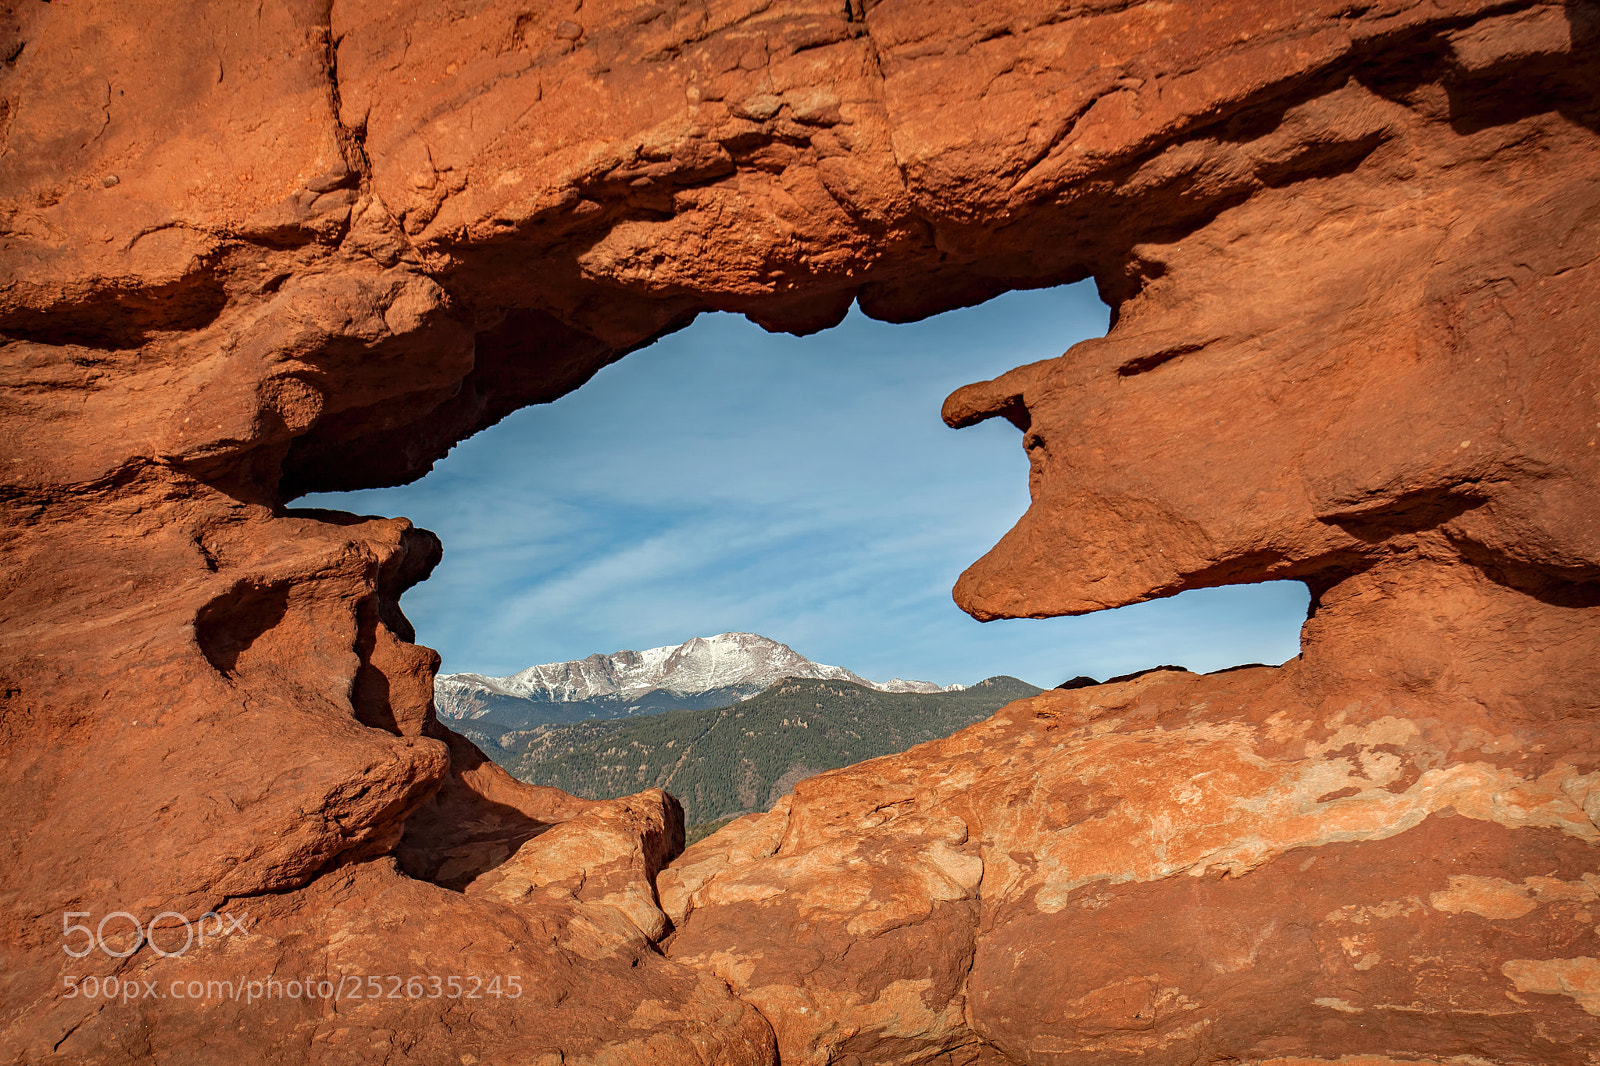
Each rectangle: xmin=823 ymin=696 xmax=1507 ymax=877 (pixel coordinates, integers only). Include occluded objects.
xmin=1 ymin=0 xmax=1597 ymax=1063
xmin=666 ymin=659 xmax=1600 ymax=1064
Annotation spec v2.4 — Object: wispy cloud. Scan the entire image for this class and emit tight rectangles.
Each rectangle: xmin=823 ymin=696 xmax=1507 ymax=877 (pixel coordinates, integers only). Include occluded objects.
xmin=305 ymin=284 xmax=1309 ymax=686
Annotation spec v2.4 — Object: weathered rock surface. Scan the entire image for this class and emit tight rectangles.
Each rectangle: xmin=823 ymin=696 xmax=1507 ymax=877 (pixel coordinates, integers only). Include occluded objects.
xmin=664 ymin=629 xmax=1600 ymax=1064
xmin=1 ymin=0 xmax=1597 ymax=1062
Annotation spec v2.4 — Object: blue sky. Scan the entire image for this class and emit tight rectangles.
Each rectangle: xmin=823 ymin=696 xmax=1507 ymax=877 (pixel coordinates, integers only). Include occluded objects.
xmin=302 ymin=282 xmax=1308 ymax=687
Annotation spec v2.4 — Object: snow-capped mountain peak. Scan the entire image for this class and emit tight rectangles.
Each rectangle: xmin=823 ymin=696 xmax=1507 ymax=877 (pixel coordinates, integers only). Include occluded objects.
xmin=434 ymin=633 xmax=959 ymax=723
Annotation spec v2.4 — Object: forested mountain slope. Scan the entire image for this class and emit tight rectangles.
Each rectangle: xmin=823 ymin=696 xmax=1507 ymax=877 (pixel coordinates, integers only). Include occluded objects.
xmin=473 ymin=675 xmax=1040 ymax=827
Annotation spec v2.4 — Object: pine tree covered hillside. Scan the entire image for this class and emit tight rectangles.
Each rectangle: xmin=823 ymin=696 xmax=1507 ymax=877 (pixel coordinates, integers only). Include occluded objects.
xmin=485 ymin=675 xmax=1041 ymax=828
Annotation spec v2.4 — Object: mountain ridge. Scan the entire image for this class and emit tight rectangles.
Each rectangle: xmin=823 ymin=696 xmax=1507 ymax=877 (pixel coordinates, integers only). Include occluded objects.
xmin=435 ymin=632 xmax=968 ymax=731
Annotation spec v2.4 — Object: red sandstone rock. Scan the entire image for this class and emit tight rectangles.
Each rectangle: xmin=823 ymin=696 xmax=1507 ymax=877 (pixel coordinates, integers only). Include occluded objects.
xmin=666 ymin=655 xmax=1600 ymax=1064
xmin=1 ymin=0 xmax=1597 ymax=1062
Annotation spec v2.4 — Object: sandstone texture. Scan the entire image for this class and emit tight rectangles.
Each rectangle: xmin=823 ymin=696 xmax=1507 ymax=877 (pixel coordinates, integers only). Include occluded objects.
xmin=665 ymin=652 xmax=1600 ymax=1064
xmin=1 ymin=0 xmax=1597 ymax=1063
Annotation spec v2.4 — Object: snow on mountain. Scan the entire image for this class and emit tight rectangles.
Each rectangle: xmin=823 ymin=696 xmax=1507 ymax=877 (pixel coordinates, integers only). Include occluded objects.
xmin=434 ymin=633 xmax=961 ymax=724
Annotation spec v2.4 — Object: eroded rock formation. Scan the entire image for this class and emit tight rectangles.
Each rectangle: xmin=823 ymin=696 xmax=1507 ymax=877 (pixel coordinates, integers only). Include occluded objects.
xmin=1 ymin=0 xmax=1596 ymax=1062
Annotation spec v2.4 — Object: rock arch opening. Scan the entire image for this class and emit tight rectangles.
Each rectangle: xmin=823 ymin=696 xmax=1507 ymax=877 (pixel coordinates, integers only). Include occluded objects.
xmin=297 ymin=281 xmax=1311 ymax=700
